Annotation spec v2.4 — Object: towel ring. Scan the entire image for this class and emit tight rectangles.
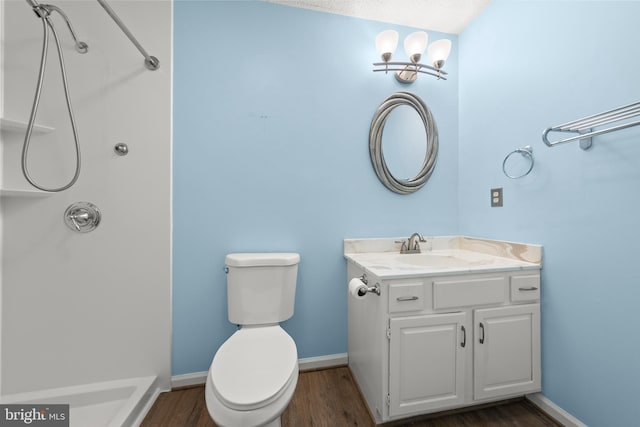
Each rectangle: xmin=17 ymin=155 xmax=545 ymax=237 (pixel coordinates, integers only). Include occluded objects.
xmin=502 ymin=146 xmax=534 ymax=179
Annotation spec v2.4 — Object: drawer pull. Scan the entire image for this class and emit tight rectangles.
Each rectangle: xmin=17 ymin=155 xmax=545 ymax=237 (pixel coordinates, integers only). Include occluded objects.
xmin=518 ymin=286 xmax=539 ymax=291
xmin=396 ymin=296 xmax=419 ymax=302
xmin=461 ymin=325 xmax=466 ymax=348
xmin=479 ymin=322 xmax=485 ymax=344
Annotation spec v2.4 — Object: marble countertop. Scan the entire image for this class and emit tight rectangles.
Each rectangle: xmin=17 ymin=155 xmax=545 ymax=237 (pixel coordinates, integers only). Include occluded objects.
xmin=344 ymin=236 xmax=542 ymax=279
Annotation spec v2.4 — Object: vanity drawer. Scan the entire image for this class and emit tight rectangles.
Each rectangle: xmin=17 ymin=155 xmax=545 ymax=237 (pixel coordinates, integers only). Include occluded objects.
xmin=510 ymin=275 xmax=540 ymax=302
xmin=389 ymin=282 xmax=426 ymax=313
xmin=433 ymin=276 xmax=506 ymax=309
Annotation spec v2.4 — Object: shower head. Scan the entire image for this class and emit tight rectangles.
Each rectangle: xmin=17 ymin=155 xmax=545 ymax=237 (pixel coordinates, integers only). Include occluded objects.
xmin=26 ymin=0 xmax=48 ymax=18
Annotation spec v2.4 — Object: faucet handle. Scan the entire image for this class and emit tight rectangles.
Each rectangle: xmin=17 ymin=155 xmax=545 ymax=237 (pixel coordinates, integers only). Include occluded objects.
xmin=395 ymin=240 xmax=408 ymax=253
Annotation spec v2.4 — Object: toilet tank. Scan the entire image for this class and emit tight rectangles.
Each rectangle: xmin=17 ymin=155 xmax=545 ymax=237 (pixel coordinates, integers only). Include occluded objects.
xmin=225 ymin=253 xmax=300 ymax=325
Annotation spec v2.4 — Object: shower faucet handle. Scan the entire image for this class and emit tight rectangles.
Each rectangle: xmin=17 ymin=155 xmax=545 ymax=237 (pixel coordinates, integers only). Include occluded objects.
xmin=64 ymin=202 xmax=101 ymax=233
xmin=69 ymin=210 xmax=90 ymax=231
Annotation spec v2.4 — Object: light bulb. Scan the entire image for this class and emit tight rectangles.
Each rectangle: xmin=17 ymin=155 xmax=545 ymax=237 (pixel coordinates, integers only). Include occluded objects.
xmin=428 ymin=39 xmax=452 ymax=70
xmin=403 ymin=31 xmax=428 ymax=63
xmin=375 ymin=30 xmax=399 ymax=62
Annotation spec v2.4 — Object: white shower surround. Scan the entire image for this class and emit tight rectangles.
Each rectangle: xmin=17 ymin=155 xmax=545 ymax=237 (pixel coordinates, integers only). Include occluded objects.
xmin=0 ymin=0 xmax=171 ymax=405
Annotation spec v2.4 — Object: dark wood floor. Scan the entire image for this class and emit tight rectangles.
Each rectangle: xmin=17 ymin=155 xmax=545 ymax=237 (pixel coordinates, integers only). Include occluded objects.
xmin=141 ymin=367 xmax=561 ymax=427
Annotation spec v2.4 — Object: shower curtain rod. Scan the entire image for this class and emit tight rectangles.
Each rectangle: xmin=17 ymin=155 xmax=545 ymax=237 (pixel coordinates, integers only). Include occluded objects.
xmin=97 ymin=0 xmax=159 ymax=70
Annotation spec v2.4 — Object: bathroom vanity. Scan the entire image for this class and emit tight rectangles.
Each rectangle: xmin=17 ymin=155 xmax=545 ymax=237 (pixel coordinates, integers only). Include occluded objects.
xmin=344 ymin=236 xmax=542 ymax=424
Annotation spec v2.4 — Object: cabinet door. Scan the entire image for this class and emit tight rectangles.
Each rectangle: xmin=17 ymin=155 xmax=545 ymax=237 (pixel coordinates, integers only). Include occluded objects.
xmin=389 ymin=312 xmax=467 ymax=417
xmin=474 ymin=304 xmax=540 ymax=400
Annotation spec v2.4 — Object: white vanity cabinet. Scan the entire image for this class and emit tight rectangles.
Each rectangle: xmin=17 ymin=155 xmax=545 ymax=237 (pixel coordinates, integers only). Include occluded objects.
xmin=347 ymin=263 xmax=541 ymax=424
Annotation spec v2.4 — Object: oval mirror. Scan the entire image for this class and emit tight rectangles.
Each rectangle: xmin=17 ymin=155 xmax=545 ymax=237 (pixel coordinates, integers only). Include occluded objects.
xmin=381 ymin=104 xmax=428 ymax=180
xmin=369 ymin=92 xmax=438 ymax=194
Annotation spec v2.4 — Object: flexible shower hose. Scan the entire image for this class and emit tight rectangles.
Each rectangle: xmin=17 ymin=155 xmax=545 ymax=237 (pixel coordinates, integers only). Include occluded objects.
xmin=22 ymin=5 xmax=85 ymax=192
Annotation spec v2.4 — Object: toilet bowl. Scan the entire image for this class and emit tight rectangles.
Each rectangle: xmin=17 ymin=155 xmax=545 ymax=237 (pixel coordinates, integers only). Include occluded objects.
xmin=205 ymin=326 xmax=298 ymax=427
xmin=205 ymin=253 xmax=301 ymax=427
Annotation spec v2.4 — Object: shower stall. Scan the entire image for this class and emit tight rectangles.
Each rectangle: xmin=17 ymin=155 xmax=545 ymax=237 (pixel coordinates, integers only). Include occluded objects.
xmin=0 ymin=0 xmax=171 ymax=425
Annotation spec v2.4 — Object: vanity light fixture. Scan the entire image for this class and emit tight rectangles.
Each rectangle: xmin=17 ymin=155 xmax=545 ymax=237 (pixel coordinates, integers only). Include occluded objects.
xmin=373 ymin=30 xmax=451 ymax=83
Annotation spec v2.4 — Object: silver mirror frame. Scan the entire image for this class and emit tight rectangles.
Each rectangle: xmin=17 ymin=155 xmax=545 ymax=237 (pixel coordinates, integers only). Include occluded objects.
xmin=369 ymin=92 xmax=439 ymax=194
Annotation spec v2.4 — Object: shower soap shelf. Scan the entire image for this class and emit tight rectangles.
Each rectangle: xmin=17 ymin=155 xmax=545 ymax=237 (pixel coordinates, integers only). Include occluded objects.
xmin=0 ymin=118 xmax=53 ymax=196
xmin=0 ymin=118 xmax=54 ymax=134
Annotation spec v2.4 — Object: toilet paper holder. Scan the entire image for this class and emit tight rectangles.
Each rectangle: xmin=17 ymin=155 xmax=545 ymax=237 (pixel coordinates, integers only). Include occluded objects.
xmin=357 ymin=274 xmax=381 ymax=297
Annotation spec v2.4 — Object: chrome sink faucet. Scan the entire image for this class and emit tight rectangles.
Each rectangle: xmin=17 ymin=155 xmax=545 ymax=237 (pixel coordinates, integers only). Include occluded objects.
xmin=397 ymin=233 xmax=427 ymax=254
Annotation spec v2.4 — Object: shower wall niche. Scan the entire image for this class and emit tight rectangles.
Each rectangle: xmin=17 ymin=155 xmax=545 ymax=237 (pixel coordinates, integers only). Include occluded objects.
xmin=0 ymin=0 xmax=172 ymax=395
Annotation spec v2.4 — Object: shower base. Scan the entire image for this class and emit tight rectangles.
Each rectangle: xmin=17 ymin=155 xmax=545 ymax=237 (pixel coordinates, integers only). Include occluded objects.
xmin=0 ymin=376 xmax=158 ymax=427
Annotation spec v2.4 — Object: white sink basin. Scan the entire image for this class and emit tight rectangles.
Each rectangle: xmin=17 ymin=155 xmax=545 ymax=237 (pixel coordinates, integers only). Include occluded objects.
xmin=394 ymin=253 xmax=479 ymax=268
xmin=352 ymin=250 xmax=498 ymax=271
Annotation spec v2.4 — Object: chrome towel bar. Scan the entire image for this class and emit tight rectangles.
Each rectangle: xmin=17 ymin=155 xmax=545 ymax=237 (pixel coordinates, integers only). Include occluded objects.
xmin=542 ymin=101 xmax=640 ymax=150
xmin=97 ymin=0 xmax=159 ymax=70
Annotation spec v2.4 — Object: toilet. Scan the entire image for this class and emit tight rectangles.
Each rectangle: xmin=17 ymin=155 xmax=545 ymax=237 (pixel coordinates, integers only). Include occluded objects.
xmin=205 ymin=253 xmax=300 ymax=427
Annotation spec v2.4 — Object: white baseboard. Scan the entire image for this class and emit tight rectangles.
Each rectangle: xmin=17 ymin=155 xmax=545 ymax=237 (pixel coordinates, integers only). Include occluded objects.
xmin=171 ymin=353 xmax=349 ymax=389
xmin=171 ymin=371 xmax=208 ymax=389
xmin=526 ymin=393 xmax=587 ymax=427
xmin=299 ymin=353 xmax=348 ymax=371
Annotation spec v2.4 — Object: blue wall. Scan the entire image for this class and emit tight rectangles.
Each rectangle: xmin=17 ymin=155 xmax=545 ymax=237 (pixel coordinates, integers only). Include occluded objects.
xmin=173 ymin=1 xmax=459 ymax=375
xmin=459 ymin=2 xmax=640 ymax=426
xmin=175 ymin=1 xmax=640 ymax=424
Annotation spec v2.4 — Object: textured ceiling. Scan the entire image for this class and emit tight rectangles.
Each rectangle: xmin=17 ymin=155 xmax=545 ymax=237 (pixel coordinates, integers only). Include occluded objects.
xmin=267 ymin=0 xmax=492 ymax=34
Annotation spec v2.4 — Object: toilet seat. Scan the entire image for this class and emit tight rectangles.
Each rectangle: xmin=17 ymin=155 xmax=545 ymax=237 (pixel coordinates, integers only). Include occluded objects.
xmin=210 ymin=326 xmax=298 ymax=411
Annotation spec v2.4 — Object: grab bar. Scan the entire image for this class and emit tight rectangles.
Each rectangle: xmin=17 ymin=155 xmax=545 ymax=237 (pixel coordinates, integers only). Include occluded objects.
xmin=542 ymin=101 xmax=640 ymax=150
xmin=97 ymin=0 xmax=159 ymax=70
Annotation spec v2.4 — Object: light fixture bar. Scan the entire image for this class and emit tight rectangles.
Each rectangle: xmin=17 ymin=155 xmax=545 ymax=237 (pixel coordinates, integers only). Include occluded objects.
xmin=372 ymin=62 xmax=448 ymax=80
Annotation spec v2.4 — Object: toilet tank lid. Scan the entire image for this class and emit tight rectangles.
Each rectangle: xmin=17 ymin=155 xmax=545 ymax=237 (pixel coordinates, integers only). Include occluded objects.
xmin=225 ymin=253 xmax=300 ymax=267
